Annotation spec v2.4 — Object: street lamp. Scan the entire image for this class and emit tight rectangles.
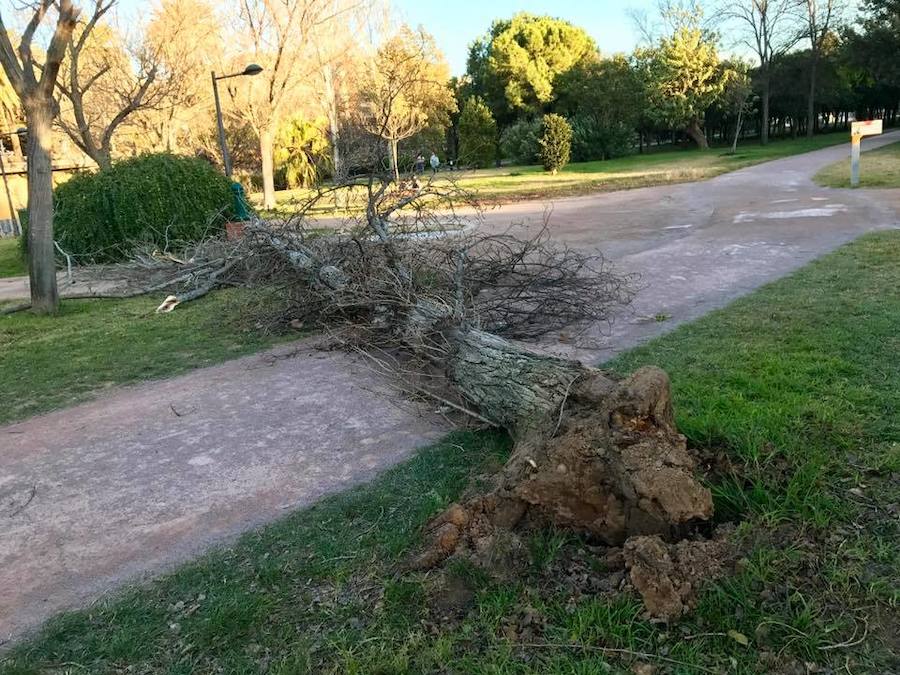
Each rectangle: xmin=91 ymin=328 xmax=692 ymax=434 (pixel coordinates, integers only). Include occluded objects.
xmin=211 ymin=64 xmax=263 ymax=178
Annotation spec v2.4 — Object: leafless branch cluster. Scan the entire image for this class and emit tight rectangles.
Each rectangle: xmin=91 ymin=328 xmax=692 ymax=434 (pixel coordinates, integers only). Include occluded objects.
xmin=20 ymin=175 xmax=633 ymax=376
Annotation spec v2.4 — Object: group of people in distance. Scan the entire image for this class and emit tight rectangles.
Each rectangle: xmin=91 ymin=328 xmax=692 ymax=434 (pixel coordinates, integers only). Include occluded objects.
xmin=411 ymin=150 xmax=455 ymax=188
xmin=414 ymin=151 xmax=442 ymax=176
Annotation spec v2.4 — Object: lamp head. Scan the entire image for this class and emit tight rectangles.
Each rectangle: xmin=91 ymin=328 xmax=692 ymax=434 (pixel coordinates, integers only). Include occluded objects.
xmin=242 ymin=64 xmax=264 ymax=76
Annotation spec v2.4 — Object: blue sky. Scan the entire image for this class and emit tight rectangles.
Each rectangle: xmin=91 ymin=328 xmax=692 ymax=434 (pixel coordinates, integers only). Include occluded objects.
xmin=109 ymin=0 xmax=658 ymax=76
xmin=392 ymin=0 xmax=658 ymax=75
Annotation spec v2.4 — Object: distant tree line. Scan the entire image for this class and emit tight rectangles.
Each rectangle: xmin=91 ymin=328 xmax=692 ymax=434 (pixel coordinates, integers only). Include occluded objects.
xmin=449 ymin=1 xmax=900 ymax=167
xmin=0 ymin=0 xmax=897 ymax=313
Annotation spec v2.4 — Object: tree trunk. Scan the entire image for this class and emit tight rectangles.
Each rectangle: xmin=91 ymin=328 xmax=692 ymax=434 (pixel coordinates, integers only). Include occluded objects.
xmin=412 ymin=329 xmax=714 ymax=584
xmin=761 ymin=74 xmax=771 ymax=146
xmin=806 ymin=53 xmax=818 ymax=139
xmin=731 ymin=106 xmax=744 ymax=154
xmin=94 ymin=145 xmax=112 ymax=171
xmin=322 ymin=64 xmax=344 ymax=182
xmin=684 ymin=119 xmax=709 ymax=150
xmin=260 ymin=125 xmax=276 ymax=209
xmin=389 ymin=138 xmax=400 ymax=183
xmin=24 ymin=101 xmax=59 ymax=314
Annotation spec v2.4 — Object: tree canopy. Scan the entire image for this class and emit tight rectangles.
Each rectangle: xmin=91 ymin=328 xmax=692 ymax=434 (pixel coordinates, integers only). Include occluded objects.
xmin=467 ymin=14 xmax=597 ymax=119
xmin=637 ymin=27 xmax=732 ymax=148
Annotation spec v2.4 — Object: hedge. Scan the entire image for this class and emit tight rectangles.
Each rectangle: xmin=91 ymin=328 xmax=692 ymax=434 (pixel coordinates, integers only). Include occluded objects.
xmin=44 ymin=153 xmax=233 ymax=262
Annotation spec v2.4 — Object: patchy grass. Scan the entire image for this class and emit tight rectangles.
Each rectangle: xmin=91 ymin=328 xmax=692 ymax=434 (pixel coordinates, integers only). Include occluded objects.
xmin=3 ymin=233 xmax=900 ymax=674
xmin=0 ymin=290 xmax=287 ymax=425
xmin=815 ymin=140 xmax=900 ymax=188
xmin=256 ymin=132 xmax=852 ymax=217
xmin=0 ymin=237 xmax=25 ymax=277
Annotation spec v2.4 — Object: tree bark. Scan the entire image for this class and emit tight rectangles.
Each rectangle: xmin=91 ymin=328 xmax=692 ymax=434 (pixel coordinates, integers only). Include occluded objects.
xmin=260 ymin=124 xmax=276 ymax=209
xmin=24 ymin=101 xmax=59 ymax=314
xmin=806 ymin=54 xmax=818 ymax=139
xmin=684 ymin=119 xmax=709 ymax=150
xmin=760 ymin=74 xmax=771 ymax=145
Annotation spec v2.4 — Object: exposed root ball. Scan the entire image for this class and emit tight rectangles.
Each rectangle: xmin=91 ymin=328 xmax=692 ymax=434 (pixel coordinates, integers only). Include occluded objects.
xmin=411 ymin=367 xmax=717 ymax=620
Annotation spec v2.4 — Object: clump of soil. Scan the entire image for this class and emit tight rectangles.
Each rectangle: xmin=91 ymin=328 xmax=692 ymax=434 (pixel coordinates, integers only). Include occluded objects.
xmin=623 ymin=533 xmax=732 ymax=621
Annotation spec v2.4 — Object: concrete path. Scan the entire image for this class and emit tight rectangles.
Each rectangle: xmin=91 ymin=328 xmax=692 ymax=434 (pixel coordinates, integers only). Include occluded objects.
xmin=1 ymin=133 xmax=898 ymax=645
xmin=477 ymin=132 xmax=900 ymax=362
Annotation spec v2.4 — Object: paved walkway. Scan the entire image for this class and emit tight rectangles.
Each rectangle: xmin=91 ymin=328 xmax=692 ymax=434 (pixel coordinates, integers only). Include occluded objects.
xmin=478 ymin=132 xmax=900 ymax=361
xmin=2 ymin=133 xmax=898 ymax=645
xmin=1 ymin=344 xmax=447 ymax=644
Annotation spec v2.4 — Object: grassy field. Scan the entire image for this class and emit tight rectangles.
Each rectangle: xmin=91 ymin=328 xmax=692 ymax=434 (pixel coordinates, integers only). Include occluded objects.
xmin=256 ymin=131 xmax=853 ymax=216
xmin=3 ymin=231 xmax=898 ymax=674
xmin=0 ymin=237 xmax=25 ymax=277
xmin=815 ymin=140 xmax=900 ymax=188
xmin=0 ymin=290 xmax=286 ymax=425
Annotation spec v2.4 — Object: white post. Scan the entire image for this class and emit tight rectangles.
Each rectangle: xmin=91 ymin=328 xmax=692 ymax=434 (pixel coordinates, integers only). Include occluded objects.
xmin=850 ymin=134 xmax=861 ymax=188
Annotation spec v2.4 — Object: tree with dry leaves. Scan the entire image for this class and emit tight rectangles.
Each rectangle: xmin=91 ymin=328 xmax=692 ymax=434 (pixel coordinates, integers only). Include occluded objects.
xmin=138 ymin=0 xmax=224 ymax=155
xmin=54 ymin=1 xmax=192 ymax=169
xmin=356 ymin=26 xmax=455 ymax=183
xmin=0 ymin=0 xmax=79 ymax=313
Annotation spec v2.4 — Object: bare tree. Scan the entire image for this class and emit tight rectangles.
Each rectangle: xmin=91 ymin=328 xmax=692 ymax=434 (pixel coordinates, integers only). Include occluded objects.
xmin=226 ymin=0 xmax=360 ymax=209
xmin=803 ymin=0 xmax=840 ymax=138
xmin=55 ymin=1 xmax=179 ymax=169
xmin=310 ymin=2 xmax=380 ymax=183
xmin=137 ymin=0 xmax=224 ymax=154
xmin=725 ymin=0 xmax=801 ymax=144
xmin=0 ymin=1 xmax=79 ymax=313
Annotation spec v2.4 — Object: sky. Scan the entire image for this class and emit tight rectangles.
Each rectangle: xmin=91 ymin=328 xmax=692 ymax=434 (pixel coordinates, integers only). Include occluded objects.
xmin=391 ymin=0 xmax=659 ymax=75
xmin=103 ymin=0 xmax=659 ymax=77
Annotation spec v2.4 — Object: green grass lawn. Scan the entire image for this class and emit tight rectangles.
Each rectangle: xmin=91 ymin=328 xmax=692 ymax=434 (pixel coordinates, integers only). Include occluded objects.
xmin=3 ymin=232 xmax=899 ymax=674
xmin=0 ymin=290 xmax=286 ymax=425
xmin=256 ymin=131 xmax=853 ymax=217
xmin=815 ymin=140 xmax=900 ymax=188
xmin=0 ymin=237 xmax=26 ymax=277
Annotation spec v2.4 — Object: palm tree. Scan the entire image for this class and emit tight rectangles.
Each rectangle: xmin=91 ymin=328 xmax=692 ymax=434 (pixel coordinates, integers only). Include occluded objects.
xmin=274 ymin=116 xmax=331 ymax=189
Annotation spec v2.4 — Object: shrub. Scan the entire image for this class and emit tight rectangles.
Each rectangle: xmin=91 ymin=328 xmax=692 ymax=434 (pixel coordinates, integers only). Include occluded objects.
xmin=51 ymin=153 xmax=233 ymax=262
xmin=499 ymin=118 xmax=541 ymax=165
xmin=539 ymin=113 xmax=572 ymax=174
xmin=457 ymin=97 xmax=497 ymax=168
xmin=570 ymin=115 xmax=635 ymax=162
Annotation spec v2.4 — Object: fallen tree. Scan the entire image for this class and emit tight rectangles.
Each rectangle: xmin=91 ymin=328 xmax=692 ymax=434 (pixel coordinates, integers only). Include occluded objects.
xmin=20 ymin=171 xmax=727 ymax=618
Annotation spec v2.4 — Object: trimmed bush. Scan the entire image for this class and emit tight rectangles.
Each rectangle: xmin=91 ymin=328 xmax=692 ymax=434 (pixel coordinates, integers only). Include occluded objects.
xmin=499 ymin=118 xmax=541 ymax=165
xmin=51 ymin=153 xmax=233 ymax=262
xmin=539 ymin=114 xmax=572 ymax=174
xmin=570 ymin=115 xmax=635 ymax=162
xmin=457 ymin=97 xmax=497 ymax=168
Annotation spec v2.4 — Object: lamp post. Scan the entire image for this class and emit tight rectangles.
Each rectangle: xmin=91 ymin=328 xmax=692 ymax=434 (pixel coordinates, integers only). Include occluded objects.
xmin=211 ymin=64 xmax=263 ymax=179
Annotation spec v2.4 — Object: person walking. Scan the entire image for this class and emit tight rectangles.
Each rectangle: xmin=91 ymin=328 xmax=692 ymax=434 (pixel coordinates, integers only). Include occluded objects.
xmin=414 ymin=153 xmax=425 ymax=175
xmin=429 ymin=151 xmax=439 ymax=175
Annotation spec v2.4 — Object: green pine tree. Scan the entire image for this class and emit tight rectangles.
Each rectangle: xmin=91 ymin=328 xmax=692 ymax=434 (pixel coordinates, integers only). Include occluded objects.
xmin=539 ymin=113 xmax=572 ymax=174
